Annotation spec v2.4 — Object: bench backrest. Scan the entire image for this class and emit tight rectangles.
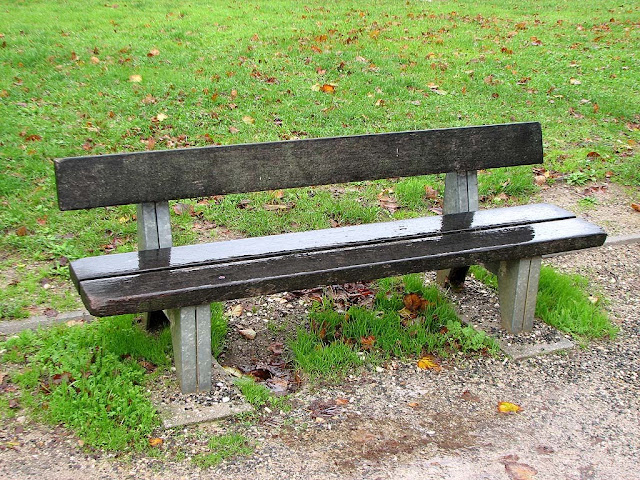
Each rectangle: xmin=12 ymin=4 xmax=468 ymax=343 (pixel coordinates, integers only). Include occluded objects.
xmin=54 ymin=122 xmax=542 ymax=210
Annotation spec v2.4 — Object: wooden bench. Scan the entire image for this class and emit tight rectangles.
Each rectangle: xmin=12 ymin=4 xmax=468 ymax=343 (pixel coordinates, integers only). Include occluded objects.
xmin=54 ymin=122 xmax=606 ymax=393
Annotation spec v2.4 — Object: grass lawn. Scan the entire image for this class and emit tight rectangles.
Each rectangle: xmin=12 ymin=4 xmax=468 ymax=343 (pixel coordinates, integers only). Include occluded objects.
xmin=1 ymin=0 xmax=638 ymax=318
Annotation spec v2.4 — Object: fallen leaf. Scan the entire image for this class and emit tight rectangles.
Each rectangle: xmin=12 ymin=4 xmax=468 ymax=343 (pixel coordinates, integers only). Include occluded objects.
xmin=335 ymin=398 xmax=350 ymax=405
xmin=229 ymin=126 xmax=239 ymax=134
xmin=238 ymin=328 xmax=257 ymax=340
xmin=403 ymin=293 xmax=431 ymax=312
xmin=172 ymin=203 xmax=194 ymax=216
xmin=148 ymin=437 xmax=163 ymax=447
xmin=417 ymin=356 xmax=441 ymax=371
xmin=504 ymin=462 xmax=538 ymax=480
xmin=229 ymin=304 xmax=244 ymax=317
xmin=424 ymin=185 xmax=438 ymax=200
xmin=129 ymin=74 xmax=142 ymax=83
xmin=534 ymin=175 xmax=547 ymax=186
xmin=8 ymin=399 xmax=19 ymax=409
xmin=263 ymin=203 xmax=294 ymax=211
xmin=407 ymin=402 xmax=420 ymax=408
xmin=15 ymin=226 xmax=28 ymax=236
xmin=586 ymin=151 xmax=601 ymax=158
xmin=147 ymin=48 xmax=160 ymax=57
xmin=242 ymin=115 xmax=255 ymax=124
xmin=498 ymin=401 xmax=522 ymax=413
xmin=378 ymin=195 xmax=399 ymax=213
xmin=631 ymin=203 xmax=640 ymax=212
xmin=222 ymin=366 xmax=244 ymax=378
xmin=138 ymin=360 xmax=156 ymax=372
xmin=90 ymin=56 xmax=100 ymax=64
xmin=155 ymin=112 xmax=168 ymax=122
xmin=569 ymin=78 xmax=581 ymax=85
xmin=360 ymin=335 xmax=376 ymax=350
xmin=593 ymin=103 xmax=599 ymax=113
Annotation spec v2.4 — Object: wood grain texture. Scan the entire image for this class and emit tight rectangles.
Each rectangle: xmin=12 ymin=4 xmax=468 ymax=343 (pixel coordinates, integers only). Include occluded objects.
xmin=55 ymin=122 xmax=542 ymax=210
xmin=76 ymin=217 xmax=606 ymax=316
xmin=70 ymin=203 xmax=574 ymax=283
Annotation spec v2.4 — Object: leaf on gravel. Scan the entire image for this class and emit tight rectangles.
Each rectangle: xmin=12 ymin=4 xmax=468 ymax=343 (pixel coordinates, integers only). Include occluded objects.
xmin=335 ymin=397 xmax=350 ymax=405
xmin=417 ymin=356 xmax=441 ymax=371
xmin=407 ymin=402 xmax=420 ymax=408
xmin=238 ymin=328 xmax=257 ymax=340
xmin=504 ymin=462 xmax=538 ymax=480
xmin=228 ymin=304 xmax=244 ymax=317
xmin=268 ymin=342 xmax=284 ymax=355
xmin=498 ymin=401 xmax=522 ymax=413
xmin=148 ymin=437 xmax=163 ymax=447
xmin=631 ymin=203 xmax=640 ymax=212
xmin=223 ymin=366 xmax=244 ymax=378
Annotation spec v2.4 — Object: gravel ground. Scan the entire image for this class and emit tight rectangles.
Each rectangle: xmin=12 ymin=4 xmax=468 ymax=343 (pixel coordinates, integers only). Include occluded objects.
xmin=0 ymin=183 xmax=639 ymax=480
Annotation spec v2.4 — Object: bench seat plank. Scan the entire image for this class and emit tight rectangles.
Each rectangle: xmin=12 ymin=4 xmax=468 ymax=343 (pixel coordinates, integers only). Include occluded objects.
xmin=71 ymin=203 xmax=573 ymax=284
xmin=75 ymin=213 xmax=605 ymax=317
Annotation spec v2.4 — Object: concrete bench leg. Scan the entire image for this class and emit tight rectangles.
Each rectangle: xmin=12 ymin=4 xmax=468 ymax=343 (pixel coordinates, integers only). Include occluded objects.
xmin=166 ymin=305 xmax=212 ymax=393
xmin=496 ymin=257 xmax=541 ymax=333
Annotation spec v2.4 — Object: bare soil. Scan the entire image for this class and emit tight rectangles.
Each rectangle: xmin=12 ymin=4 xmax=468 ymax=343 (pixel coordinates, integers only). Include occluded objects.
xmin=1 ymin=183 xmax=639 ymax=480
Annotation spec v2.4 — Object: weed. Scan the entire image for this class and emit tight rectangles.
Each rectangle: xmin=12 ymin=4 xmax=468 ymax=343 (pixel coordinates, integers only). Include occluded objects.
xmin=290 ymin=274 xmax=498 ymax=379
xmin=210 ymin=303 xmax=228 ymax=358
xmin=234 ymin=377 xmax=290 ymax=412
xmin=0 ymin=316 xmax=171 ymax=451
xmin=577 ymin=196 xmax=599 ymax=209
xmin=191 ymin=433 xmax=253 ymax=469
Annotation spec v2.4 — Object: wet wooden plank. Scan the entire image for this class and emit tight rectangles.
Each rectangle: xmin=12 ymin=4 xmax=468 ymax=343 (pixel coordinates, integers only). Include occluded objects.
xmin=55 ymin=122 xmax=542 ymax=210
xmin=70 ymin=203 xmax=574 ymax=284
xmin=77 ymin=217 xmax=606 ymax=316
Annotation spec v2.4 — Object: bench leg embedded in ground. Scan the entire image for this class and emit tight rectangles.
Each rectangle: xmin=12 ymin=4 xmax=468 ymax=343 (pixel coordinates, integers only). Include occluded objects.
xmin=495 ymin=257 xmax=542 ymax=334
xmin=166 ymin=305 xmax=212 ymax=393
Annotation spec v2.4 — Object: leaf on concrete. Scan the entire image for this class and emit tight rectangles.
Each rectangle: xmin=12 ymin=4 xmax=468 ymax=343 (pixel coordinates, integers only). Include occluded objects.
xmin=504 ymin=462 xmax=538 ymax=480
xmin=417 ymin=356 xmax=441 ymax=371
xmin=498 ymin=401 xmax=522 ymax=413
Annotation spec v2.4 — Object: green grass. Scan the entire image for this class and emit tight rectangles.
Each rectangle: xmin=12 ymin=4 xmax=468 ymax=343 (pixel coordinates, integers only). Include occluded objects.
xmin=0 ymin=315 xmax=172 ymax=451
xmin=191 ymin=433 xmax=253 ymax=469
xmin=290 ymin=274 xmax=498 ymax=379
xmin=233 ymin=376 xmax=291 ymax=412
xmin=0 ymin=0 xmax=638 ymax=319
xmin=469 ymin=265 xmax=617 ymax=343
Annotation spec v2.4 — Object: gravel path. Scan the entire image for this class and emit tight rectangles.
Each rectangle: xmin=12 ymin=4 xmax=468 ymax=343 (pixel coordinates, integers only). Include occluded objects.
xmin=1 ymin=184 xmax=639 ymax=480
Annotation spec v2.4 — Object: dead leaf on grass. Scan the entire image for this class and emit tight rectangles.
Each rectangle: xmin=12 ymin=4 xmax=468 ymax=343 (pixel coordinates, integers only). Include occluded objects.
xmin=360 ymin=335 xmax=376 ymax=351
xmin=172 ymin=203 xmax=194 ymax=216
xmin=129 ymin=74 xmax=142 ymax=83
xmin=424 ymin=185 xmax=439 ymax=200
xmin=403 ymin=293 xmax=431 ymax=313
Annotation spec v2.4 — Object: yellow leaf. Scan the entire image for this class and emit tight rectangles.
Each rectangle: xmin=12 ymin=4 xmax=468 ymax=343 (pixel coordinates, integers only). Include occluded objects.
xmin=148 ymin=437 xmax=163 ymax=447
xmin=147 ymin=48 xmax=160 ymax=57
xmin=417 ymin=356 xmax=441 ymax=371
xmin=242 ymin=115 xmax=255 ymax=124
xmin=129 ymin=74 xmax=142 ymax=83
xmin=156 ymin=113 xmax=168 ymax=122
xmin=229 ymin=305 xmax=243 ymax=317
xmin=498 ymin=401 xmax=522 ymax=413
xmin=569 ymin=78 xmax=581 ymax=85
xmin=320 ymin=83 xmax=336 ymax=93
xmin=90 ymin=56 xmax=100 ymax=64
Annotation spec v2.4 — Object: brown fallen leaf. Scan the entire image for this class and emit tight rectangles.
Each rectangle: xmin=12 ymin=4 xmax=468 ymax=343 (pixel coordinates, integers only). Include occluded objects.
xmin=147 ymin=48 xmax=160 ymax=57
xmin=229 ymin=304 xmax=243 ymax=317
xmin=172 ymin=203 xmax=194 ymax=216
xmin=378 ymin=195 xmax=399 ymax=213
xmin=229 ymin=126 xmax=239 ymax=134
xmin=8 ymin=398 xmax=20 ymax=409
xmin=148 ymin=437 xmax=163 ymax=447
xmin=424 ymin=185 xmax=439 ymax=200
xmin=498 ymin=401 xmax=522 ymax=413
xmin=631 ymin=203 xmax=640 ymax=212
xmin=417 ymin=356 xmax=441 ymax=371
xmin=335 ymin=397 xmax=350 ymax=405
xmin=407 ymin=402 xmax=420 ymax=409
xmin=15 ymin=226 xmax=28 ymax=236
xmin=238 ymin=328 xmax=256 ymax=340
xmin=534 ymin=175 xmax=547 ymax=186
xmin=504 ymin=462 xmax=538 ymax=480
xmin=403 ymin=293 xmax=431 ymax=313
xmin=268 ymin=342 xmax=284 ymax=355
xmin=360 ymin=335 xmax=376 ymax=351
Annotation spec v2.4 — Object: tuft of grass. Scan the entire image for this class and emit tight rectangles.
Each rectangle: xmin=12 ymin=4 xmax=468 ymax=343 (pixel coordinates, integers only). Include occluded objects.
xmin=233 ymin=377 xmax=290 ymax=412
xmin=210 ymin=302 xmax=228 ymax=358
xmin=191 ymin=433 xmax=253 ymax=469
xmin=289 ymin=274 xmax=498 ymax=380
xmin=470 ymin=265 xmax=617 ymax=343
xmin=0 ymin=315 xmax=172 ymax=451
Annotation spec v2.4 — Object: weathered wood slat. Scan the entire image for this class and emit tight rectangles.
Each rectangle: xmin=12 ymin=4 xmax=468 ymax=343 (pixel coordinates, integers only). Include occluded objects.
xmin=70 ymin=203 xmax=573 ymax=285
xmin=55 ymin=122 xmax=542 ymax=210
xmin=77 ymin=217 xmax=605 ymax=316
